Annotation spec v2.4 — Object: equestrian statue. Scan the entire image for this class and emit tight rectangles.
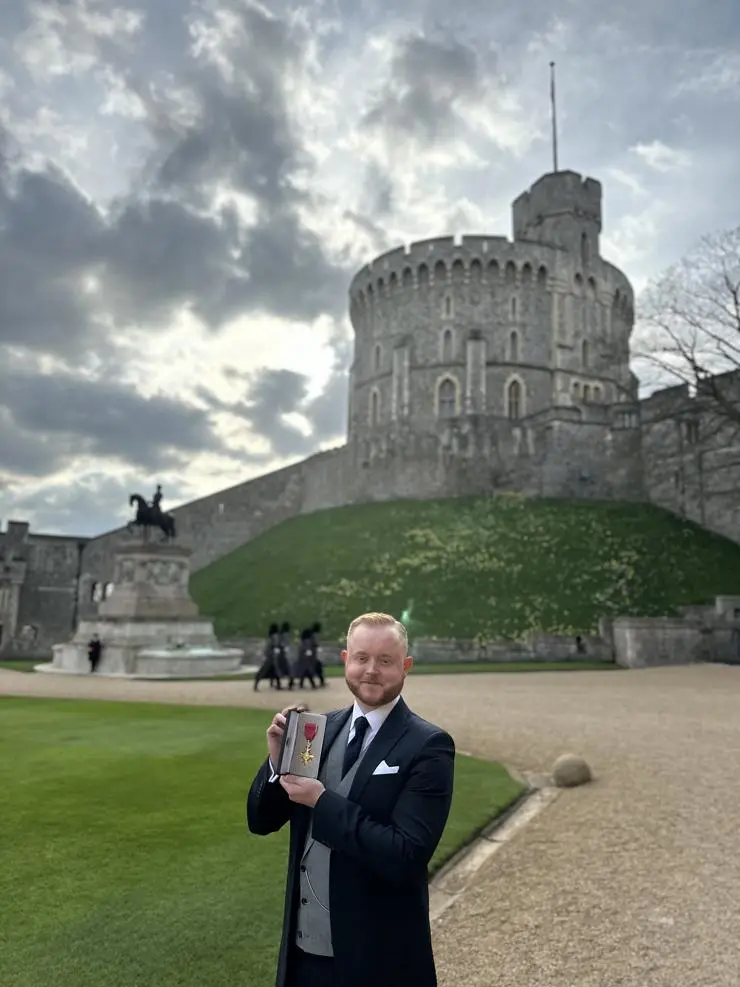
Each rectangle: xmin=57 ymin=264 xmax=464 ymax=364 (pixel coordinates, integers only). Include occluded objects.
xmin=127 ymin=484 xmax=177 ymax=542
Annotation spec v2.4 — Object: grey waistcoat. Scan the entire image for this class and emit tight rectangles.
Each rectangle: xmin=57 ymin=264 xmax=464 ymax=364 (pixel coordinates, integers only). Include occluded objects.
xmin=295 ymin=714 xmax=368 ymax=956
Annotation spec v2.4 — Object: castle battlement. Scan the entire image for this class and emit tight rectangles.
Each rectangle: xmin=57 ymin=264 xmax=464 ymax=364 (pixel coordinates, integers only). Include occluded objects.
xmin=640 ymin=369 xmax=740 ymax=423
xmin=349 ymin=234 xmax=558 ymax=306
xmin=513 ymin=171 xmax=602 ymax=229
xmin=511 ymin=169 xmax=603 ymax=259
xmin=640 ymin=382 xmax=694 ymax=420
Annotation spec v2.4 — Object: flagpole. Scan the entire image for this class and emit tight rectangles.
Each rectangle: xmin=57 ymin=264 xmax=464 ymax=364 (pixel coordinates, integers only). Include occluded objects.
xmin=550 ymin=61 xmax=559 ymax=173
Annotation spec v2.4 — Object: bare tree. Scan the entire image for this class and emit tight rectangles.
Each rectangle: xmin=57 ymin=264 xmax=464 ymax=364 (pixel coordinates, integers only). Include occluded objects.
xmin=633 ymin=227 xmax=740 ymax=440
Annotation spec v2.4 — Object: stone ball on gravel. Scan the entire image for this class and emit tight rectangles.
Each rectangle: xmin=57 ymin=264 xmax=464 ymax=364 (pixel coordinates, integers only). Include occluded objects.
xmin=552 ymin=753 xmax=592 ymax=788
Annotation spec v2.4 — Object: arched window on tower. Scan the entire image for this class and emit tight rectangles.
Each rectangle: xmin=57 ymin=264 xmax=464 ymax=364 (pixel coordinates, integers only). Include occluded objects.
xmin=507 ymin=379 xmax=523 ymax=420
xmin=440 ymin=328 xmax=453 ymax=362
xmin=370 ymin=388 xmax=381 ymax=426
xmin=437 ymin=378 xmax=457 ymax=418
xmin=581 ymin=232 xmax=590 ymax=267
xmin=511 ymin=296 xmax=517 ymax=320
xmin=443 ymin=295 xmax=453 ymax=319
xmin=373 ymin=343 xmax=381 ymax=372
xmin=572 ymin=381 xmax=581 ymax=402
xmin=581 ymin=339 xmax=590 ymax=368
xmin=583 ymin=384 xmax=592 ymax=404
xmin=509 ymin=330 xmax=519 ymax=362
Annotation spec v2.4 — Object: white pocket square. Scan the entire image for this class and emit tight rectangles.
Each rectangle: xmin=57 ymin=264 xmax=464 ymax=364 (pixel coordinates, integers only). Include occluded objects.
xmin=372 ymin=760 xmax=400 ymax=776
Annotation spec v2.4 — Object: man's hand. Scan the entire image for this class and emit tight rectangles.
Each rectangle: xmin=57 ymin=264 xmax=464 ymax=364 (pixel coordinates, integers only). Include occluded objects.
xmin=279 ymin=775 xmax=326 ymax=808
xmin=266 ymin=704 xmax=308 ymax=767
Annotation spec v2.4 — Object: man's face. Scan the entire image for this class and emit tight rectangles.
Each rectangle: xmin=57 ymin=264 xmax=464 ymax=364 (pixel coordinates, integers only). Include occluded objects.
xmin=341 ymin=624 xmax=413 ymax=709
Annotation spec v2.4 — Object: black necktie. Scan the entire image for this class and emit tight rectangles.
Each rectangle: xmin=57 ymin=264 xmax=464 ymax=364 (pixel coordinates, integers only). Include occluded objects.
xmin=342 ymin=716 xmax=369 ymax=778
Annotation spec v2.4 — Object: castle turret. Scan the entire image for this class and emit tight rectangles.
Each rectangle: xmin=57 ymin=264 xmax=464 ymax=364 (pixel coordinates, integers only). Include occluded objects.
xmin=512 ymin=170 xmax=601 ymax=264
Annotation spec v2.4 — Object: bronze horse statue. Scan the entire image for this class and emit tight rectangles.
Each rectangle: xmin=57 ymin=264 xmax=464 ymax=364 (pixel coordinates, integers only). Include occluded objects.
xmin=127 ymin=493 xmax=177 ymax=542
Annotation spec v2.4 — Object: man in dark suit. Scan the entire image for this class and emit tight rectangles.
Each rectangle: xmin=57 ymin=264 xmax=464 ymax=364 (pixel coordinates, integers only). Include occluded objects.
xmin=247 ymin=611 xmax=456 ymax=987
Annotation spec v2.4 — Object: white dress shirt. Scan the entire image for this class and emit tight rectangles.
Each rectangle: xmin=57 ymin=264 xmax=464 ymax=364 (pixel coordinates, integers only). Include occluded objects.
xmin=347 ymin=695 xmax=400 ymax=756
xmin=268 ymin=695 xmax=400 ymax=783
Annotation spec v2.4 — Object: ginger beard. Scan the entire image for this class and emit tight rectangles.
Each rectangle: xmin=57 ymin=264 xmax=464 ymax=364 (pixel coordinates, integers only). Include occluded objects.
xmin=341 ymin=624 xmax=413 ymax=709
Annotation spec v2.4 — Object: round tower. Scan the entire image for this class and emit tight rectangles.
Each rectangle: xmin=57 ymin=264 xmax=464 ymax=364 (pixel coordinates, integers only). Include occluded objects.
xmin=345 ymin=170 xmax=639 ymax=501
xmin=348 ymin=235 xmax=555 ymax=445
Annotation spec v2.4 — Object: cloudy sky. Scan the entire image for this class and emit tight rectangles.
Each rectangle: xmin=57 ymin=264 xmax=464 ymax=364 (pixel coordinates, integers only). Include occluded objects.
xmin=0 ymin=0 xmax=738 ymax=537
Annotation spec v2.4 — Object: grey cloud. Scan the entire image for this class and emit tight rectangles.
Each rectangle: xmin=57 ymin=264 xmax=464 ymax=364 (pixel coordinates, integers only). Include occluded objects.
xmin=361 ymin=33 xmax=493 ymax=146
xmin=136 ymin=4 xmax=350 ymax=325
xmin=0 ymin=472 xmax=190 ymax=538
xmin=151 ymin=72 xmax=301 ymax=212
xmin=342 ymin=208 xmax=394 ymax=257
xmin=198 ymin=369 xmax=314 ymax=459
xmin=214 ymin=209 xmax=349 ymax=325
xmin=0 ymin=0 xmax=347 ymax=365
xmin=0 ymin=149 xmax=107 ymax=357
xmin=244 ymin=369 xmax=314 ymax=458
xmin=305 ymin=372 xmax=348 ymax=442
xmin=362 ymin=161 xmax=395 ymax=219
xmin=589 ymin=0 xmax=740 ymax=49
xmin=0 ymin=408 xmax=74 ymax=479
xmin=0 ymin=0 xmax=29 ymax=35
xmin=200 ymin=347 xmax=348 ymax=460
xmin=306 ymin=322 xmax=352 ymax=445
xmin=101 ymin=196 xmax=241 ymax=329
xmin=0 ymin=368 xmax=225 ymax=475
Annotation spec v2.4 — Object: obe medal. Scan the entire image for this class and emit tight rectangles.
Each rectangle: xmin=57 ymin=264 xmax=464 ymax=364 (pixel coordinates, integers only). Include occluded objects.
xmin=300 ymin=722 xmax=318 ymax=765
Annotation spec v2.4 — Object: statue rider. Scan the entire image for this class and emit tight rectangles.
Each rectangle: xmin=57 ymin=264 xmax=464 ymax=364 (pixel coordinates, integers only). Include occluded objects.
xmin=151 ymin=484 xmax=163 ymax=516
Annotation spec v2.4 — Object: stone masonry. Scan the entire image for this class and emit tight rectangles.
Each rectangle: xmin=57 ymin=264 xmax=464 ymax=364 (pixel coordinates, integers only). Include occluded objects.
xmin=641 ymin=370 xmax=740 ymax=547
xmin=0 ymin=521 xmax=88 ymax=657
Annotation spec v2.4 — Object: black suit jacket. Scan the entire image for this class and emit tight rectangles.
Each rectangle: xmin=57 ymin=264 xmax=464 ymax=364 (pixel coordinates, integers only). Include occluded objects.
xmin=246 ymin=696 xmax=456 ymax=987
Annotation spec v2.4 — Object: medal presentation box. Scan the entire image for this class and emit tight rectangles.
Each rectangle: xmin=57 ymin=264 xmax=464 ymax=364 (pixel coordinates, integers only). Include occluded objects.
xmin=277 ymin=710 xmax=328 ymax=778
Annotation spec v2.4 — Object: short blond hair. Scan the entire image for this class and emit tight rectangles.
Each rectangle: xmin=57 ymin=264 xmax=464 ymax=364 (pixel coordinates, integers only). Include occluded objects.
xmin=346 ymin=612 xmax=408 ymax=652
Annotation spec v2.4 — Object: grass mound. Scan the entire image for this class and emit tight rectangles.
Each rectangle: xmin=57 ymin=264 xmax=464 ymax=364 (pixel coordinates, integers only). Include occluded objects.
xmin=189 ymin=495 xmax=740 ymax=641
xmin=1 ymin=697 xmax=524 ymax=987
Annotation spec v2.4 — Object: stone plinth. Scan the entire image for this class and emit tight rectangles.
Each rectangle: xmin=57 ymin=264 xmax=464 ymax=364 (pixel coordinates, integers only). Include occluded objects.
xmin=40 ymin=540 xmax=247 ymax=678
xmin=98 ymin=543 xmax=198 ymax=619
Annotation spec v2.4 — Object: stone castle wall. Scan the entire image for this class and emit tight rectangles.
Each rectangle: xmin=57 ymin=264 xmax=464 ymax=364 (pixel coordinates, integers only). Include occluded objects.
xmin=6 ymin=371 xmax=739 ymax=655
xmin=69 ymin=362 xmax=738 ymax=634
xmin=641 ymin=372 xmax=740 ymax=546
xmin=77 ymin=446 xmax=349 ymax=620
xmin=0 ymin=521 xmax=88 ymax=656
xmin=77 ymin=407 xmax=646 ymax=602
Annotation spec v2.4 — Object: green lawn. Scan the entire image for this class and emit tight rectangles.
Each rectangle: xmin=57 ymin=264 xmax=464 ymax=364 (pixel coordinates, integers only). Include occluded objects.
xmin=189 ymin=495 xmax=740 ymax=641
xmin=1 ymin=697 xmax=525 ymax=987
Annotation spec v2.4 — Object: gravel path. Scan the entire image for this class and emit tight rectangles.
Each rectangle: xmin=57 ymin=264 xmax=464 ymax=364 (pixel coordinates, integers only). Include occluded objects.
xmin=2 ymin=663 xmax=738 ymax=986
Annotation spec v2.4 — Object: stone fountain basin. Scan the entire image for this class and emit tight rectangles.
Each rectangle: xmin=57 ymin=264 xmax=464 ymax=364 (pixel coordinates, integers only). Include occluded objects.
xmin=134 ymin=646 xmax=246 ymax=677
